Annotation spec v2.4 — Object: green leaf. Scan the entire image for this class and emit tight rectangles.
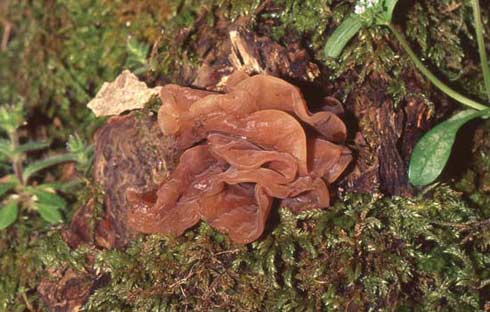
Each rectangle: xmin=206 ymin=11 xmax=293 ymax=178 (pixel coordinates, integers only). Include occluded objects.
xmin=67 ymin=134 xmax=94 ymax=174
xmin=0 ymin=180 xmax=18 ymax=199
xmin=37 ymin=203 xmax=63 ymax=224
xmin=0 ymin=200 xmax=19 ymax=230
xmin=324 ymin=14 xmax=363 ymax=58
xmin=126 ymin=37 xmax=150 ymax=74
xmin=409 ymin=109 xmax=490 ymax=186
xmin=27 ymin=186 xmax=66 ymax=209
xmin=67 ymin=134 xmax=85 ymax=154
xmin=0 ymin=103 xmax=24 ymax=134
xmin=0 ymin=138 xmax=12 ymax=158
xmin=381 ymin=0 xmax=399 ymax=22
xmin=23 ymin=154 xmax=77 ymax=182
xmin=14 ymin=140 xmax=50 ymax=155
xmin=41 ymin=181 xmax=81 ymax=191
xmin=28 ymin=186 xmax=65 ymax=224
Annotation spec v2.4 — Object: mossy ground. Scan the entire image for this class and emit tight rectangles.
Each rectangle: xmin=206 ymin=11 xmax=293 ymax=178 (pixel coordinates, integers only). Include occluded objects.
xmin=84 ymin=186 xmax=490 ymax=311
xmin=5 ymin=184 xmax=485 ymax=311
xmin=1 ymin=0 xmax=490 ymax=310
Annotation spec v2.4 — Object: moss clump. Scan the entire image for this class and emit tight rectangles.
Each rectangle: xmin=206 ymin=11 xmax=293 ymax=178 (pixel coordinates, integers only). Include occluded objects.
xmin=457 ymin=120 xmax=490 ymax=218
xmin=0 ymin=221 xmax=54 ymax=311
xmin=264 ymin=0 xmax=332 ymax=49
xmin=80 ymin=186 xmax=489 ymax=311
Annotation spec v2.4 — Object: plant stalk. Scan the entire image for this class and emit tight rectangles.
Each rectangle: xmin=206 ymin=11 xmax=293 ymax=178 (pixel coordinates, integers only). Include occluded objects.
xmin=9 ymin=131 xmax=24 ymax=186
xmin=387 ymin=23 xmax=488 ymax=111
xmin=471 ymin=0 xmax=490 ymax=102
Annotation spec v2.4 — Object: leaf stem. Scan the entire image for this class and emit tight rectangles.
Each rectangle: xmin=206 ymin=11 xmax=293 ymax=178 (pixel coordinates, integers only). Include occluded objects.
xmin=387 ymin=23 xmax=488 ymax=111
xmin=471 ymin=0 xmax=490 ymax=102
xmin=9 ymin=131 xmax=24 ymax=186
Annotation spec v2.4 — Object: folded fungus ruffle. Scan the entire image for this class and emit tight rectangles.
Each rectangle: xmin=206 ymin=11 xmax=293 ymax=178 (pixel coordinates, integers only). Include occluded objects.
xmin=127 ymin=73 xmax=352 ymax=244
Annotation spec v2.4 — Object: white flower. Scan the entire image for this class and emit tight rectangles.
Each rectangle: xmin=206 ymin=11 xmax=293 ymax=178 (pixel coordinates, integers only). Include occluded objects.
xmin=354 ymin=0 xmax=379 ymax=15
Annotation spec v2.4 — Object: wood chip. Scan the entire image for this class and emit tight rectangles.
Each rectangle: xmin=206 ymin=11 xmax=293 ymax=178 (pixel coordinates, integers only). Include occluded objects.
xmin=87 ymin=70 xmax=161 ymax=117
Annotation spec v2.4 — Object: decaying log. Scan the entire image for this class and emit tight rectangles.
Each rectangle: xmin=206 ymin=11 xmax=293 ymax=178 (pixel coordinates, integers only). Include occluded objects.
xmin=60 ymin=113 xmax=177 ymax=249
xmin=40 ymin=114 xmax=177 ymax=310
xmin=173 ymin=17 xmax=436 ymax=195
xmin=38 ymin=267 xmax=107 ymax=312
xmin=92 ymin=113 xmax=177 ymax=248
xmin=61 ymin=199 xmax=95 ymax=249
xmin=191 ymin=26 xmax=320 ymax=91
xmin=61 ymin=14 xmax=438 ymax=254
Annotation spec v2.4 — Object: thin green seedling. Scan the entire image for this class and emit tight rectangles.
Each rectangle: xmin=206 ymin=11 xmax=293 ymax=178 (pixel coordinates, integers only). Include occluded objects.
xmin=0 ymin=102 xmax=93 ymax=229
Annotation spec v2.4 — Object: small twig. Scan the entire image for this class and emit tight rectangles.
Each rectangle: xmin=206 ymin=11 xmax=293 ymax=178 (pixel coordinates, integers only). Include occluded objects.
xmin=434 ymin=219 xmax=490 ymax=231
xmin=148 ymin=32 xmax=162 ymax=73
xmin=442 ymin=2 xmax=462 ymax=14
xmin=255 ymin=0 xmax=272 ymax=15
xmin=431 ymin=219 xmax=490 ymax=246
xmin=168 ymin=264 xmax=196 ymax=289
xmin=213 ymin=249 xmax=240 ymax=257
xmin=179 ymin=285 xmax=187 ymax=298
xmin=1 ymin=20 xmax=13 ymax=51
xmin=21 ymin=292 xmax=34 ymax=312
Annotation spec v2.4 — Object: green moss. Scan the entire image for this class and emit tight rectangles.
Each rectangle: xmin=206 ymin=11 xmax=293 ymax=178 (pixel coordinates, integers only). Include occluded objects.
xmin=82 ymin=186 xmax=489 ymax=311
xmin=268 ymin=0 xmax=333 ymax=49
xmin=457 ymin=120 xmax=490 ymax=219
xmin=0 ymin=221 xmax=55 ymax=311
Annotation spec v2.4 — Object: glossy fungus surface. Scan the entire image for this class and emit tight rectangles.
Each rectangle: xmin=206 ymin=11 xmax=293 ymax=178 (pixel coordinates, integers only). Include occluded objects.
xmin=128 ymin=73 xmax=352 ymax=244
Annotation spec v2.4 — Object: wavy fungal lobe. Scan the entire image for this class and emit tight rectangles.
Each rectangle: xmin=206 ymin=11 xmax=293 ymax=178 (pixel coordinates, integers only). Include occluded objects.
xmin=128 ymin=73 xmax=352 ymax=244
